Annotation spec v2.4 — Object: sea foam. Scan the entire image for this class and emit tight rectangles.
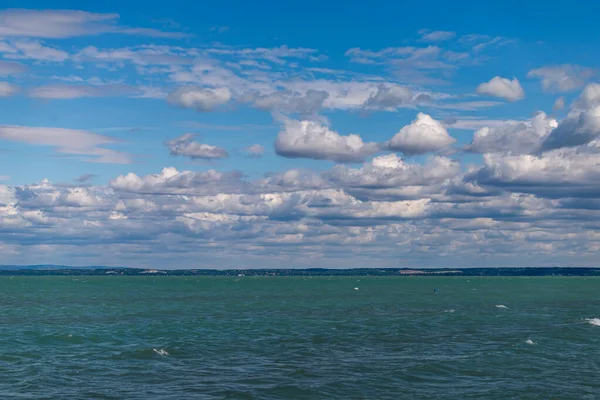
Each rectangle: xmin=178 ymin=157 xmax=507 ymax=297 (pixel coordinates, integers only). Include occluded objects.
xmin=525 ymin=339 xmax=535 ymax=345
xmin=585 ymin=318 xmax=600 ymax=326
xmin=153 ymin=348 xmax=169 ymax=356
xmin=495 ymin=305 xmax=508 ymax=309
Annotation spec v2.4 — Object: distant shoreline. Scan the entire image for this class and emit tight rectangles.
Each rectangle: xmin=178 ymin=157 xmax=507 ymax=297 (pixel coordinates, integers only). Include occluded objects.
xmin=1 ymin=267 xmax=599 ymax=277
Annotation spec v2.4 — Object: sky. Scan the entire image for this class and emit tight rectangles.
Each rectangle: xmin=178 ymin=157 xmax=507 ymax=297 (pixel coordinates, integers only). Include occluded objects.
xmin=1 ymin=1 xmax=600 ymax=268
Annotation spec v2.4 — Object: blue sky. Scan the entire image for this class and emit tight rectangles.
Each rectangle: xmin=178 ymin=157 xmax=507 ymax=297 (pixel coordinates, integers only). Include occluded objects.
xmin=1 ymin=2 xmax=600 ymax=268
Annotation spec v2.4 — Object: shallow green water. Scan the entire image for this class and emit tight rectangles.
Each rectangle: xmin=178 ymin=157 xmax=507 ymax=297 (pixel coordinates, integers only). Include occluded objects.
xmin=0 ymin=276 xmax=598 ymax=399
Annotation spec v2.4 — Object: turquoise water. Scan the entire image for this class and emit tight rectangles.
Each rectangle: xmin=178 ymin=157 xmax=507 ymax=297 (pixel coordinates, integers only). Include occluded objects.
xmin=0 ymin=276 xmax=598 ymax=399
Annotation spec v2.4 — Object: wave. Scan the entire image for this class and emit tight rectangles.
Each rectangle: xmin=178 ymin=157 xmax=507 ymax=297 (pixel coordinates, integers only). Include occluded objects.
xmin=585 ymin=318 xmax=600 ymax=327
xmin=525 ymin=339 xmax=535 ymax=345
xmin=495 ymin=305 xmax=508 ymax=309
xmin=153 ymin=348 xmax=170 ymax=356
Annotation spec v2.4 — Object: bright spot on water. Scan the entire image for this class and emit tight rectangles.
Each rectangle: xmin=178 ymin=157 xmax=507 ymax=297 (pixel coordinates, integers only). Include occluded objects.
xmin=495 ymin=305 xmax=508 ymax=309
xmin=353 ymin=287 xmax=359 ymax=291
xmin=153 ymin=348 xmax=169 ymax=356
xmin=445 ymin=309 xmax=455 ymax=313
xmin=525 ymin=339 xmax=535 ymax=345
xmin=586 ymin=318 xmax=600 ymax=326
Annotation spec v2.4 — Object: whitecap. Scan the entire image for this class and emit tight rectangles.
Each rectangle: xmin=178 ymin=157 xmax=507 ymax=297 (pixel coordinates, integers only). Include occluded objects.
xmin=444 ymin=309 xmax=455 ymax=313
xmin=495 ymin=305 xmax=508 ymax=309
xmin=585 ymin=318 xmax=600 ymax=326
xmin=525 ymin=339 xmax=535 ymax=345
xmin=153 ymin=348 xmax=169 ymax=356
xmin=353 ymin=287 xmax=359 ymax=291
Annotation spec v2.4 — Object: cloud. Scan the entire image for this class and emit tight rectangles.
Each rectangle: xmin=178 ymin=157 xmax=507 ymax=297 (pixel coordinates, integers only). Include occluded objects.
xmin=326 ymin=153 xmax=460 ymax=201
xmin=468 ymin=112 xmax=557 ymax=155
xmin=0 ymin=60 xmax=26 ymax=75
xmin=388 ymin=113 xmax=456 ymax=155
xmin=29 ymin=84 xmax=140 ymax=99
xmin=75 ymin=174 xmax=98 ymax=183
xmin=0 ymin=9 xmax=184 ymax=39
xmin=167 ymin=86 xmax=231 ymax=112
xmin=275 ymin=119 xmax=380 ymax=163
xmin=553 ymin=97 xmax=565 ymax=112
xmin=345 ymin=45 xmax=457 ymax=84
xmin=74 ymin=45 xmax=193 ymax=66
xmin=362 ymin=85 xmax=415 ymax=110
xmin=476 ymin=76 xmax=524 ymax=102
xmin=244 ymin=89 xmax=329 ymax=115
xmin=541 ymin=84 xmax=600 ymax=151
xmin=244 ymin=144 xmax=265 ymax=158
xmin=0 ymin=125 xmax=131 ymax=163
xmin=0 ymin=39 xmax=68 ymax=62
xmin=0 ymin=82 xmax=19 ymax=97
xmin=468 ymin=149 xmax=600 ymax=199
xmin=166 ymin=133 xmax=229 ymax=160
xmin=528 ymin=64 xmax=595 ymax=93
xmin=110 ymin=167 xmax=246 ymax=195
xmin=420 ymin=30 xmax=456 ymax=42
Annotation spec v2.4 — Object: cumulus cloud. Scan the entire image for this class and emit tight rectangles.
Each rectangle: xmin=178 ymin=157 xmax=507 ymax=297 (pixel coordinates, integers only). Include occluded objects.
xmin=0 ymin=125 xmax=130 ymax=163
xmin=167 ymin=86 xmax=231 ymax=112
xmin=528 ymin=64 xmax=595 ymax=93
xmin=166 ymin=133 xmax=229 ymax=160
xmin=468 ymin=112 xmax=558 ymax=155
xmin=275 ymin=119 xmax=379 ymax=162
xmin=468 ymin=148 xmax=600 ymax=198
xmin=476 ymin=76 xmax=525 ymax=102
xmin=0 ymin=82 xmax=19 ymax=97
xmin=0 ymin=9 xmax=184 ymax=39
xmin=325 ymin=154 xmax=460 ymax=201
xmin=110 ymin=167 xmax=246 ymax=195
xmin=541 ymin=84 xmax=600 ymax=151
xmin=388 ymin=113 xmax=456 ymax=155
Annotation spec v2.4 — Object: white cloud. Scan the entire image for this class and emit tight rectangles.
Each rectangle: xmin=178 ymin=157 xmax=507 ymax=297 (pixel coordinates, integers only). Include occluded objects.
xmin=420 ymin=30 xmax=456 ymax=42
xmin=541 ymin=84 xmax=600 ymax=151
xmin=476 ymin=76 xmax=524 ymax=102
xmin=470 ymin=148 xmax=600 ymax=199
xmin=326 ymin=154 xmax=459 ymax=201
xmin=1 ymin=40 xmax=68 ymax=62
xmin=468 ymin=112 xmax=558 ymax=154
xmin=528 ymin=64 xmax=595 ymax=93
xmin=243 ymin=89 xmax=329 ymax=115
xmin=244 ymin=144 xmax=265 ymax=158
xmin=0 ymin=82 xmax=19 ymax=97
xmin=110 ymin=167 xmax=245 ymax=195
xmin=0 ymin=9 xmax=184 ymax=39
xmin=0 ymin=60 xmax=26 ymax=75
xmin=388 ymin=113 xmax=456 ymax=155
xmin=166 ymin=133 xmax=229 ymax=160
xmin=363 ymin=85 xmax=415 ymax=110
xmin=553 ymin=96 xmax=565 ymax=112
xmin=29 ymin=84 xmax=140 ymax=99
xmin=167 ymin=86 xmax=231 ymax=112
xmin=275 ymin=119 xmax=379 ymax=162
xmin=0 ymin=125 xmax=130 ymax=163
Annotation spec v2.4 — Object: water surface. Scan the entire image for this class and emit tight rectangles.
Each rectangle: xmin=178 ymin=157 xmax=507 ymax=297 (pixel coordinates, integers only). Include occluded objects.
xmin=0 ymin=276 xmax=598 ymax=399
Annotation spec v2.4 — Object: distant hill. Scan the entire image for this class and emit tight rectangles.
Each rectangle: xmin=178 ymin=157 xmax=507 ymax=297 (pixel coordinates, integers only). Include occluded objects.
xmin=0 ymin=266 xmax=599 ymax=276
